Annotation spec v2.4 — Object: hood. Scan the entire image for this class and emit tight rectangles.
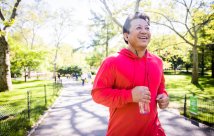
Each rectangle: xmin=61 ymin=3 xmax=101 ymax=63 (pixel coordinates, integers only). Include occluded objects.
xmin=118 ymin=48 xmax=149 ymax=59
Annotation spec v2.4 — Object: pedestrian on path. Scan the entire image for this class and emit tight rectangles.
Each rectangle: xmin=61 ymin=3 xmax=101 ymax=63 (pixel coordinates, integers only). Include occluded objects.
xmin=91 ymin=12 xmax=169 ymax=136
xmin=81 ymin=73 xmax=87 ymax=86
xmin=57 ymin=73 xmax=61 ymax=80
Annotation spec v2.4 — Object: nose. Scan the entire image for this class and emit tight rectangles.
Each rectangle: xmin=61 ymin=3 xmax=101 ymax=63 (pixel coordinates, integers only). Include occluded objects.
xmin=140 ymin=27 xmax=147 ymax=33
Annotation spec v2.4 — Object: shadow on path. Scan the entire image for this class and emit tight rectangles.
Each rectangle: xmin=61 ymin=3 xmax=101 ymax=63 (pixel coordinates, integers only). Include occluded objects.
xmin=31 ymin=79 xmax=108 ymax=136
xmin=159 ymin=109 xmax=214 ymax=136
xmin=30 ymin=78 xmax=214 ymax=136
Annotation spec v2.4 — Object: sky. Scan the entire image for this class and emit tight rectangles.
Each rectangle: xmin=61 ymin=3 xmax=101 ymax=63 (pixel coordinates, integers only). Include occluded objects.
xmin=41 ymin=0 xmax=92 ymax=47
xmin=19 ymin=0 xmax=166 ymax=49
xmin=19 ymin=0 xmax=93 ymax=48
xmin=17 ymin=0 xmax=211 ymax=49
xmin=38 ymin=0 xmax=173 ymax=47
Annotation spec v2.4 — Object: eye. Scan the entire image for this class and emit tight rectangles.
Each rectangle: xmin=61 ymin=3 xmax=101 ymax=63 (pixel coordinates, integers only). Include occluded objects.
xmin=145 ymin=27 xmax=150 ymax=30
xmin=136 ymin=26 xmax=142 ymax=30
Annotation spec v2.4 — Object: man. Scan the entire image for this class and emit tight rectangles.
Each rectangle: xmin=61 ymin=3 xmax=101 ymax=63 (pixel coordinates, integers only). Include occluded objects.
xmin=91 ymin=12 xmax=169 ymax=136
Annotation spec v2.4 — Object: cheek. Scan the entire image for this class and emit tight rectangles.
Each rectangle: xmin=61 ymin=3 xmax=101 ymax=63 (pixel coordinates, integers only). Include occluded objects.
xmin=148 ymin=32 xmax=151 ymax=38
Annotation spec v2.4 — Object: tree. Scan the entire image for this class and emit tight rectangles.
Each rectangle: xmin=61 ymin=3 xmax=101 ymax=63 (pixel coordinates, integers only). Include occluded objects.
xmin=207 ymin=44 xmax=214 ymax=78
xmin=15 ymin=0 xmax=47 ymax=49
xmin=100 ymin=0 xmax=213 ymax=85
xmin=14 ymin=0 xmax=48 ymax=78
xmin=85 ymin=46 xmax=104 ymax=68
xmin=0 ymin=0 xmax=22 ymax=91
xmin=57 ymin=66 xmax=82 ymax=77
xmin=49 ymin=9 xmax=73 ymax=82
xmin=197 ymin=8 xmax=214 ymax=77
xmin=149 ymin=34 xmax=190 ymax=73
xmin=146 ymin=0 xmax=213 ymax=84
xmin=87 ymin=0 xmax=137 ymax=66
xmin=89 ymin=10 xmax=118 ymax=58
xmin=15 ymin=49 xmax=46 ymax=82
xmin=97 ymin=0 xmax=144 ymax=27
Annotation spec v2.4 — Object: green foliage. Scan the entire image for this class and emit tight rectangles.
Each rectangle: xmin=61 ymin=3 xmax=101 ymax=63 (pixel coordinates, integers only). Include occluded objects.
xmin=195 ymin=7 xmax=214 ymax=73
xmin=3 ymin=19 xmax=15 ymax=27
xmin=0 ymin=30 xmax=6 ymax=37
xmin=149 ymin=34 xmax=191 ymax=70
xmin=57 ymin=66 xmax=82 ymax=76
xmin=88 ymin=10 xmax=121 ymax=57
xmin=85 ymin=47 xmax=104 ymax=68
xmin=194 ymin=6 xmax=214 ymax=45
xmin=9 ymin=38 xmax=47 ymax=76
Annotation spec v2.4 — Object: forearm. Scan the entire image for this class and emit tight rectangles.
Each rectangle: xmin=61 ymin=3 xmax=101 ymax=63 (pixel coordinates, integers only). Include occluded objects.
xmin=157 ymin=73 xmax=168 ymax=96
xmin=91 ymin=88 xmax=133 ymax=108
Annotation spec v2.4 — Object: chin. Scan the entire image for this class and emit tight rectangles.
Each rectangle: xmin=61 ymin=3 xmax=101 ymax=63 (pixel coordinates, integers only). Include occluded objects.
xmin=139 ymin=44 xmax=148 ymax=48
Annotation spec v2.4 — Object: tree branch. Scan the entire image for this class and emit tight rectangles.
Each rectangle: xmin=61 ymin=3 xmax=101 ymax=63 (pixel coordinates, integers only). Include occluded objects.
xmin=147 ymin=11 xmax=175 ymax=29
xmin=176 ymin=0 xmax=195 ymax=38
xmin=188 ymin=0 xmax=193 ymax=9
xmin=151 ymin=21 xmax=194 ymax=46
xmin=10 ymin=0 xmax=21 ymax=20
xmin=174 ymin=0 xmax=185 ymax=6
xmin=101 ymin=0 xmax=122 ymax=28
xmin=153 ymin=42 xmax=186 ymax=52
xmin=0 ymin=9 xmax=5 ymax=21
xmin=3 ymin=0 xmax=22 ymax=30
xmin=196 ymin=13 xmax=214 ymax=32
xmin=148 ymin=9 xmax=196 ymax=39
xmin=134 ymin=0 xmax=141 ymax=13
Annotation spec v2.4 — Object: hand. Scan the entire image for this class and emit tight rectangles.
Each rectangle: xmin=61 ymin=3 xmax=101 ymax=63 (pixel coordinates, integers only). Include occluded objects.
xmin=156 ymin=93 xmax=169 ymax=109
xmin=132 ymin=86 xmax=151 ymax=103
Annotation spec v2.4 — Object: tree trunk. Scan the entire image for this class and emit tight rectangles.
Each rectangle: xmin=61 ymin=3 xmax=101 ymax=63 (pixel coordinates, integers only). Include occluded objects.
xmin=173 ymin=64 xmax=176 ymax=74
xmin=24 ymin=69 xmax=27 ymax=82
xmin=191 ymin=45 xmax=199 ymax=84
xmin=0 ymin=36 xmax=12 ymax=91
xmin=106 ymin=22 xmax=109 ymax=57
xmin=212 ymin=49 xmax=214 ymax=78
xmin=201 ymin=47 xmax=204 ymax=76
xmin=28 ymin=68 xmax=31 ymax=79
xmin=134 ymin=0 xmax=141 ymax=13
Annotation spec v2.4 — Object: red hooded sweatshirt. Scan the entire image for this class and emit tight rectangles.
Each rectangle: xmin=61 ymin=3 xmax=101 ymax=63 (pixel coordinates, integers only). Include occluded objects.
xmin=92 ymin=48 xmax=167 ymax=136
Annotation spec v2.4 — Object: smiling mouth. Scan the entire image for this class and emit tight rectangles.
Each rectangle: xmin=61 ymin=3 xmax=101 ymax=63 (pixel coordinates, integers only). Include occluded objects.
xmin=138 ymin=36 xmax=148 ymax=40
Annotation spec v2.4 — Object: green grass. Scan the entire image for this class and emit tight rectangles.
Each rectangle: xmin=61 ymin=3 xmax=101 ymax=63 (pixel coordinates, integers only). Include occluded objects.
xmin=165 ymin=74 xmax=214 ymax=126
xmin=165 ymin=74 xmax=214 ymax=99
xmin=0 ymin=79 xmax=62 ymax=136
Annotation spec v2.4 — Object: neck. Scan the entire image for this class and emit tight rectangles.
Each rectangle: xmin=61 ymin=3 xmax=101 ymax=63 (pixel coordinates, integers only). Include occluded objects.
xmin=127 ymin=46 xmax=147 ymax=58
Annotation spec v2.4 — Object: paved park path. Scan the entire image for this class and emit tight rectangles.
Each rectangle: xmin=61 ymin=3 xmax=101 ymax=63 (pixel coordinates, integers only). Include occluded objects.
xmin=29 ymin=78 xmax=213 ymax=136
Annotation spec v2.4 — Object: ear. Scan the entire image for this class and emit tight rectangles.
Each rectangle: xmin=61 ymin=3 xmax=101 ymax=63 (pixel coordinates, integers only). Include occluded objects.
xmin=123 ymin=33 xmax=129 ymax=41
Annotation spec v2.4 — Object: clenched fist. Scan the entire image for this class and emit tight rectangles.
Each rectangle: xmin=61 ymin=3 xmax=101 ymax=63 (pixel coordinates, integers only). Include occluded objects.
xmin=131 ymin=86 xmax=151 ymax=103
xmin=156 ymin=93 xmax=169 ymax=109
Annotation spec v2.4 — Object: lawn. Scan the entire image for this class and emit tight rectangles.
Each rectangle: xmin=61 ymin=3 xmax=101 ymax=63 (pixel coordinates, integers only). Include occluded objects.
xmin=0 ymin=79 xmax=62 ymax=136
xmin=164 ymin=73 xmax=214 ymax=126
xmin=165 ymin=74 xmax=214 ymax=99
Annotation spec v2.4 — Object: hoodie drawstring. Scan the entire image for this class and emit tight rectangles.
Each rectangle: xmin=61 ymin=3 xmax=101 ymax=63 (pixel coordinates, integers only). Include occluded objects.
xmin=132 ymin=58 xmax=136 ymax=88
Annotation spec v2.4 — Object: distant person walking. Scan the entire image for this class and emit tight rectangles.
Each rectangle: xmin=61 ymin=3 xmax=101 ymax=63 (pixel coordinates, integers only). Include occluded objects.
xmin=14 ymin=74 xmax=17 ymax=80
xmin=81 ymin=73 xmax=87 ymax=86
xmin=58 ymin=73 xmax=61 ymax=80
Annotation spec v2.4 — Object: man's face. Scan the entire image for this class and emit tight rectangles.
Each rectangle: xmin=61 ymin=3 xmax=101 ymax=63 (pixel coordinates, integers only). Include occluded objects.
xmin=125 ymin=19 xmax=151 ymax=50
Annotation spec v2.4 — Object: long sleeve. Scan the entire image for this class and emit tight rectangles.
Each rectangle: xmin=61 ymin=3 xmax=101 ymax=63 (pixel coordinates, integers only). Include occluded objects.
xmin=91 ymin=58 xmax=133 ymax=108
xmin=157 ymin=61 xmax=168 ymax=96
xmin=157 ymin=73 xmax=168 ymax=95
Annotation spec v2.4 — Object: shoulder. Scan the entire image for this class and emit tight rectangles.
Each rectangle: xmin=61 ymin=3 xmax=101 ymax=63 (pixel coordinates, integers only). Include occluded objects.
xmin=147 ymin=52 xmax=163 ymax=64
xmin=102 ymin=53 xmax=121 ymax=65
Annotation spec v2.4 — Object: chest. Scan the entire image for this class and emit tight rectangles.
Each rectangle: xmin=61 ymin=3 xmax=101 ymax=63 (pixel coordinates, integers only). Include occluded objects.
xmin=113 ymin=59 xmax=162 ymax=89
